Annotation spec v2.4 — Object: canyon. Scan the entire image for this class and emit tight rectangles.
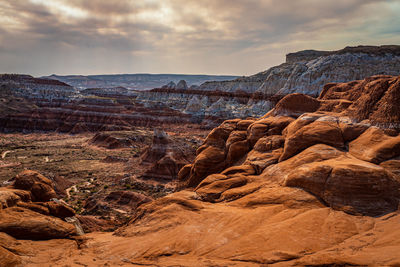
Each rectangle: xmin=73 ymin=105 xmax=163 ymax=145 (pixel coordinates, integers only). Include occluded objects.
xmin=0 ymin=74 xmax=399 ymax=266
xmin=0 ymin=45 xmax=400 ymax=266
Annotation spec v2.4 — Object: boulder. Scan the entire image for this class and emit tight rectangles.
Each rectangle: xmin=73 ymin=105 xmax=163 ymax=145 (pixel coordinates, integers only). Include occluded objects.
xmin=13 ymin=170 xmax=57 ymax=202
xmin=280 ymin=119 xmax=344 ymax=161
xmin=0 ymin=189 xmax=22 ymax=209
xmin=284 ymin=155 xmax=400 ymax=216
xmin=273 ymin=93 xmax=321 ymax=117
xmin=183 ymin=146 xmax=226 ymax=188
xmin=349 ymin=127 xmax=400 ymax=164
xmin=0 ymin=207 xmax=77 ymax=240
xmin=45 ymin=201 xmax=75 ymax=219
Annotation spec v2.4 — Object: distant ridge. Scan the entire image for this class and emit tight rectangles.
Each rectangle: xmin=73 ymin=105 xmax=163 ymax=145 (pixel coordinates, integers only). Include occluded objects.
xmin=198 ymin=45 xmax=400 ymax=95
xmin=43 ymin=73 xmax=239 ymax=90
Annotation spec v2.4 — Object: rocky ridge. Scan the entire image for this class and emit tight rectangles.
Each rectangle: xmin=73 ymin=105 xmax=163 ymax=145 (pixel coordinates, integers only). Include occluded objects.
xmin=134 ymin=45 xmax=400 ymax=123
xmin=199 ymin=45 xmax=400 ymax=95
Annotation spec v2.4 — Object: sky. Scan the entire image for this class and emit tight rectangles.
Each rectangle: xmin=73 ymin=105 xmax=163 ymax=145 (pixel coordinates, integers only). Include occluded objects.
xmin=0 ymin=0 xmax=399 ymax=76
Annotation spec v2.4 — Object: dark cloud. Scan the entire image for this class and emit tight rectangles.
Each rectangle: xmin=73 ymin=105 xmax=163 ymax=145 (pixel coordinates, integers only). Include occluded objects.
xmin=0 ymin=0 xmax=399 ymax=76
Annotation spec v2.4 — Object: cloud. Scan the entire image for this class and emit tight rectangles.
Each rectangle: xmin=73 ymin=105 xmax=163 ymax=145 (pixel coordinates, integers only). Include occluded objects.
xmin=0 ymin=0 xmax=399 ymax=76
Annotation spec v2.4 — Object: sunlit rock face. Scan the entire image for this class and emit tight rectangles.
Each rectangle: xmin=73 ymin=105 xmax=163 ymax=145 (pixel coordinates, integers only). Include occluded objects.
xmin=199 ymin=45 xmax=400 ymax=95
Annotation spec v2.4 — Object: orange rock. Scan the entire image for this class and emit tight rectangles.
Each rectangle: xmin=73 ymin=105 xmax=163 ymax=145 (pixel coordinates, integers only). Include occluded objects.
xmin=380 ymin=159 xmax=400 ymax=176
xmin=284 ymin=155 xmax=400 ymax=216
xmin=236 ymin=119 xmax=255 ymax=130
xmin=16 ymin=202 xmax=50 ymax=215
xmin=195 ymin=175 xmax=247 ymax=202
xmin=45 ymin=201 xmax=75 ymax=219
xmin=0 ymin=207 xmax=77 ymax=240
xmin=349 ymin=127 xmax=400 ymax=164
xmin=225 ymin=140 xmax=249 ymax=165
xmin=280 ymin=119 xmax=344 ymax=161
xmin=264 ymin=144 xmax=344 ymax=183
xmin=273 ymin=93 xmax=321 ymax=117
xmin=183 ymin=146 xmax=226 ymax=188
xmin=225 ymin=130 xmax=247 ymax=148
xmin=0 ymin=246 xmax=21 ymax=267
xmin=13 ymin=170 xmax=57 ymax=202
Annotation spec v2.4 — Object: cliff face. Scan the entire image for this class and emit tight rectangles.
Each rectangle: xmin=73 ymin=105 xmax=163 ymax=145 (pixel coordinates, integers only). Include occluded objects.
xmin=0 ymin=74 xmax=76 ymax=100
xmin=199 ymin=45 xmax=400 ymax=95
xmin=136 ymin=88 xmax=277 ymax=123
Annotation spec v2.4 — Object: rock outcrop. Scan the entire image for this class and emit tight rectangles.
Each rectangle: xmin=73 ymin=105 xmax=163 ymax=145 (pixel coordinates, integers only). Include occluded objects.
xmin=140 ymin=129 xmax=196 ymax=181
xmin=199 ymin=45 xmax=400 ymax=96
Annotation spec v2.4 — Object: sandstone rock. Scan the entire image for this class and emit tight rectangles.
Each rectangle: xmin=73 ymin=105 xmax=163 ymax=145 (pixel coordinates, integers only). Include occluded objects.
xmin=76 ymin=215 xmax=118 ymax=232
xmin=284 ymin=155 xmax=400 ymax=216
xmin=0 ymin=207 xmax=77 ymax=240
xmin=273 ymin=93 xmax=321 ymax=117
xmin=183 ymin=146 xmax=226 ymax=188
xmin=253 ymin=135 xmax=285 ymax=152
xmin=247 ymin=122 xmax=269 ymax=147
xmin=247 ymin=116 xmax=293 ymax=147
xmin=236 ymin=119 xmax=256 ymax=130
xmin=195 ymin=175 xmax=247 ymax=202
xmin=13 ymin=170 xmax=57 ymax=202
xmin=225 ymin=140 xmax=249 ymax=165
xmin=280 ymin=119 xmax=344 ymax=161
xmin=177 ymin=164 xmax=192 ymax=181
xmin=225 ymin=130 xmax=247 ymax=148
xmin=0 ymin=189 xmax=23 ymax=209
xmin=263 ymin=144 xmax=344 ymax=183
xmin=245 ymin=148 xmax=282 ymax=174
xmin=380 ymin=160 xmax=400 ymax=176
xmin=349 ymin=127 xmax=400 ymax=164
xmin=0 ymin=246 xmax=21 ymax=267
xmin=221 ymin=165 xmax=256 ymax=176
xmin=45 ymin=201 xmax=75 ymax=219
xmin=16 ymin=202 xmax=50 ymax=215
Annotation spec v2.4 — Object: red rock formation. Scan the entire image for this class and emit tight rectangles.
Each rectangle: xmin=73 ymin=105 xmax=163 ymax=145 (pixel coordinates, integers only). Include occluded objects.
xmin=140 ymin=129 xmax=196 ymax=181
xmin=0 ymin=170 xmax=78 ymax=247
xmin=2 ymin=75 xmax=400 ymax=266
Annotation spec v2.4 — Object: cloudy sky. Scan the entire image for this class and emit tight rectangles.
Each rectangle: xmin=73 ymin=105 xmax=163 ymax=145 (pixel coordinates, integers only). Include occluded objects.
xmin=0 ymin=0 xmax=399 ymax=76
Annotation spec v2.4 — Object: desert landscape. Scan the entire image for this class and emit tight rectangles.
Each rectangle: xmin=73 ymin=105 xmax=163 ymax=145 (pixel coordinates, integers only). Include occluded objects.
xmin=1 ymin=1 xmax=400 ymax=266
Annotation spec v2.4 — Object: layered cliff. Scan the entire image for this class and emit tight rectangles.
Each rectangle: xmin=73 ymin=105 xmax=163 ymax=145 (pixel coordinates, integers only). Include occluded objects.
xmin=136 ymin=88 xmax=279 ymax=122
xmin=199 ymin=45 xmax=400 ymax=95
